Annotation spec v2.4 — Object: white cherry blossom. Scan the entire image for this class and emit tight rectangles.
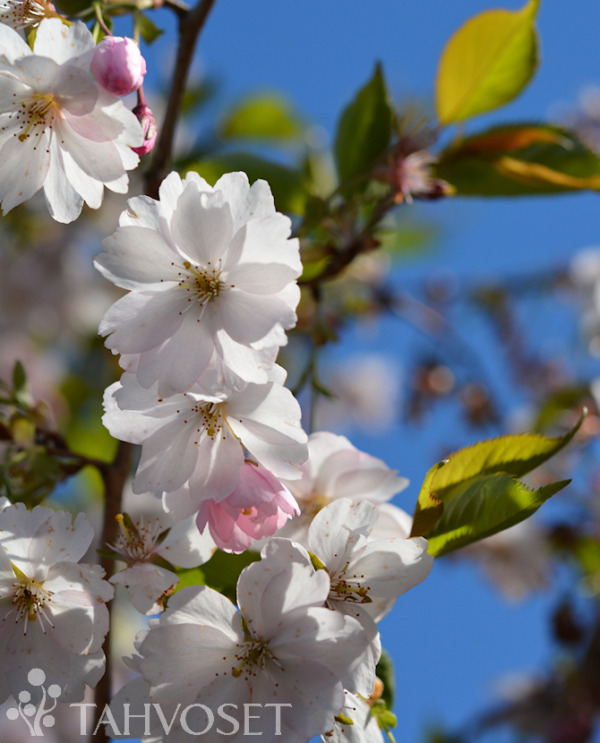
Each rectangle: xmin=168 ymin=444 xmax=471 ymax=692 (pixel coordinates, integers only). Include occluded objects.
xmin=323 ymin=691 xmax=383 ymax=743
xmin=102 ymin=371 xmax=307 ymax=498
xmin=0 ymin=0 xmax=50 ymax=28
xmin=95 ymin=170 xmax=302 ymax=396
xmin=0 ymin=19 xmax=142 ymax=223
xmin=108 ymin=509 xmax=216 ymax=615
xmin=126 ymin=545 xmax=374 ymax=743
xmin=280 ymin=431 xmax=412 ymax=545
xmin=0 ymin=503 xmax=113 ymax=703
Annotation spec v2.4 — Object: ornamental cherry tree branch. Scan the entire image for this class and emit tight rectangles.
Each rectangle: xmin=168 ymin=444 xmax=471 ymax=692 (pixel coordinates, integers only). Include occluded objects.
xmin=145 ymin=0 xmax=218 ymax=198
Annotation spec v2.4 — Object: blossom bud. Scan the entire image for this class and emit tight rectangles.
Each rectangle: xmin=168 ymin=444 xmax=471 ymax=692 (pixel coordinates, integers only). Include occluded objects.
xmin=91 ymin=36 xmax=146 ymax=97
xmin=131 ymin=102 xmax=157 ymax=156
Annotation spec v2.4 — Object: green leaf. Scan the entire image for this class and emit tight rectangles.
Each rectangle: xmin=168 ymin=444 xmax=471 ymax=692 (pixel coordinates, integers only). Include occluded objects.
xmin=12 ymin=360 xmax=27 ymax=398
xmin=198 ymin=549 xmax=260 ymax=603
xmin=334 ymin=63 xmax=393 ymax=188
xmin=135 ymin=11 xmax=164 ymax=44
xmin=436 ymin=124 xmax=600 ymax=196
xmin=185 ymin=154 xmax=307 ymax=214
xmin=436 ymin=0 xmax=541 ymax=125
xmin=375 ymin=650 xmax=395 ymax=709
xmin=426 ymin=474 xmax=569 ymax=557
xmin=411 ymin=410 xmax=585 ymax=555
xmin=219 ymin=94 xmax=303 ymax=141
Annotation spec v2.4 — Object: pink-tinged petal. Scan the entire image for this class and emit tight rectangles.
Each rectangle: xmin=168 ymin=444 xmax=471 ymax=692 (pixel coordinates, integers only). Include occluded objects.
xmin=95 ymin=226 xmax=181 ymax=289
xmin=157 ymin=169 xmax=186 ymax=213
xmin=213 ymin=331 xmax=272 ymax=385
xmin=372 ymin=502 xmax=413 ymax=539
xmin=214 ymin=172 xmax=275 ymax=235
xmin=57 ymin=117 xmax=135 ymax=184
xmin=34 ymin=19 xmax=94 ymax=63
xmin=118 ymin=193 xmax=161 ymax=228
xmin=100 ymin=288 xmax=188 ymax=354
xmin=218 ymin=288 xmax=296 ymax=344
xmin=163 ymin=486 xmax=198 ymax=520
xmin=171 ymin=185 xmax=233 ymax=266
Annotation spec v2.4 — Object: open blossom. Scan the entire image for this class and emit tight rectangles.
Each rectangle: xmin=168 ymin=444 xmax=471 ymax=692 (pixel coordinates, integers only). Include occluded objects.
xmin=108 ymin=510 xmax=216 ymax=614
xmin=323 ymin=691 xmax=382 ymax=743
xmin=117 ymin=545 xmax=374 ymax=743
xmin=280 ymin=431 xmax=413 ymax=545
xmin=0 ymin=19 xmax=142 ymax=223
xmin=94 ymin=170 xmax=301 ymax=396
xmin=0 ymin=504 xmax=113 ymax=703
xmin=91 ymin=36 xmax=146 ymax=97
xmin=103 ymin=371 xmax=308 ymax=498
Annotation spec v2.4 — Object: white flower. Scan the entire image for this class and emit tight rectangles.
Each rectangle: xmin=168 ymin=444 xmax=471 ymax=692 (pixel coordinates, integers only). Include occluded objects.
xmin=305 ymin=499 xmax=433 ymax=624
xmin=103 ymin=371 xmax=307 ymax=499
xmin=279 ymin=431 xmax=412 ymax=545
xmin=0 ymin=19 xmax=142 ymax=223
xmin=108 ymin=509 xmax=216 ymax=615
xmin=94 ymin=170 xmax=301 ymax=396
xmin=126 ymin=546 xmax=374 ymax=743
xmin=0 ymin=503 xmax=113 ymax=703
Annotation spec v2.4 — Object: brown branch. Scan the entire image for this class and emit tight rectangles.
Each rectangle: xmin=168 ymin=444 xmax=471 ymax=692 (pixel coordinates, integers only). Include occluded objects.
xmin=92 ymin=441 xmax=135 ymax=743
xmin=144 ymin=0 xmax=218 ymax=198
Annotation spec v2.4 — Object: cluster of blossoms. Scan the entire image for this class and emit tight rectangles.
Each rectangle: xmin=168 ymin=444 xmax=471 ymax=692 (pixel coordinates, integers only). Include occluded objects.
xmin=0 ymin=10 xmax=434 ymax=738
xmin=94 ymin=166 xmax=434 ymax=740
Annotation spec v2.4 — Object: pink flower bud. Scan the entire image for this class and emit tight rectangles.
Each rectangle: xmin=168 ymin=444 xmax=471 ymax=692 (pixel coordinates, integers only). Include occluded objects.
xmin=131 ymin=102 xmax=157 ymax=156
xmin=91 ymin=36 xmax=146 ymax=97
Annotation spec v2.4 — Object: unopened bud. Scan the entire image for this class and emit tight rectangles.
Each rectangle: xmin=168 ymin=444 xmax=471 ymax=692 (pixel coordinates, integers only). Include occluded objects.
xmin=91 ymin=36 xmax=146 ymax=97
xmin=131 ymin=102 xmax=157 ymax=156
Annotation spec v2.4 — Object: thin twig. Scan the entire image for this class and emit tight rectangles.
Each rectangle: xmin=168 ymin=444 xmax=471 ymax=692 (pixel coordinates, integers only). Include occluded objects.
xmin=144 ymin=0 xmax=218 ymax=198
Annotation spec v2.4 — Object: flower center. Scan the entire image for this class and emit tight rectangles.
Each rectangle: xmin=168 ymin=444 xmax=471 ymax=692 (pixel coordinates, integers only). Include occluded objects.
xmin=16 ymin=92 xmax=60 ymax=142
xmin=179 ymin=260 xmax=225 ymax=306
xmin=182 ymin=400 xmax=226 ymax=441
xmin=109 ymin=514 xmax=165 ymax=564
xmin=8 ymin=565 xmax=54 ymax=635
xmin=231 ymin=639 xmax=272 ymax=679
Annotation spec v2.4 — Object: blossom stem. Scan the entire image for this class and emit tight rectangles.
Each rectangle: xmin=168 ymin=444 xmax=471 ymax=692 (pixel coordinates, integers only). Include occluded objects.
xmin=92 ymin=441 xmax=134 ymax=743
xmin=145 ymin=0 xmax=218 ymax=198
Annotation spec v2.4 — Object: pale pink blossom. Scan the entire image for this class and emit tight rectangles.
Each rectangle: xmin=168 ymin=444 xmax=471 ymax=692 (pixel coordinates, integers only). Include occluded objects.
xmin=0 ymin=19 xmax=142 ymax=223
xmin=0 ymin=0 xmax=53 ymax=29
xmin=280 ymin=431 xmax=412 ymax=545
xmin=91 ymin=36 xmax=146 ymax=97
xmin=194 ymin=462 xmax=299 ymax=553
xmin=94 ymin=170 xmax=301 ymax=396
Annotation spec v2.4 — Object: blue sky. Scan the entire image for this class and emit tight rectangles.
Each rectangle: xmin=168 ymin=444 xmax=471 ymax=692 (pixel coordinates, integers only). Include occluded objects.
xmin=135 ymin=2 xmax=600 ymax=740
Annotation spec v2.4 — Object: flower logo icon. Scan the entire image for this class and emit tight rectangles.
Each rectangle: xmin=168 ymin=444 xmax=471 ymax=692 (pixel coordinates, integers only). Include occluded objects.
xmin=5 ymin=668 xmax=61 ymax=736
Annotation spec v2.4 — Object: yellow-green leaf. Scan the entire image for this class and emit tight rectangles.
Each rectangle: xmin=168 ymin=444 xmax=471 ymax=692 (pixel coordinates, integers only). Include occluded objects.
xmin=411 ymin=410 xmax=585 ymax=550
xmin=436 ymin=0 xmax=541 ymax=125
